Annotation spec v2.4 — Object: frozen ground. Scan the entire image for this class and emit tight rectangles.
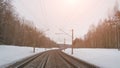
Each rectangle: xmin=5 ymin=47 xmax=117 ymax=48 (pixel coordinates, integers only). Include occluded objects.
xmin=0 ymin=45 xmax=45 ymax=67
xmin=63 ymin=48 xmax=120 ymax=68
xmin=0 ymin=45 xmax=120 ymax=68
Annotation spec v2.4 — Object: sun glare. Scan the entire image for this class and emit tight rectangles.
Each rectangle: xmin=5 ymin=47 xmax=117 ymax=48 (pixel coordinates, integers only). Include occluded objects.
xmin=64 ymin=0 xmax=87 ymax=8
xmin=65 ymin=0 xmax=78 ymax=6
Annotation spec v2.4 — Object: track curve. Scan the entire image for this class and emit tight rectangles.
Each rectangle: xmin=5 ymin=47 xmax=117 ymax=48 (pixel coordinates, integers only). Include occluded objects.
xmin=7 ymin=50 xmax=99 ymax=68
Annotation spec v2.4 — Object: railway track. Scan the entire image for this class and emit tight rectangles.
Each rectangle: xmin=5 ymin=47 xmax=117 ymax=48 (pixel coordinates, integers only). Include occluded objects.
xmin=7 ymin=50 xmax=99 ymax=68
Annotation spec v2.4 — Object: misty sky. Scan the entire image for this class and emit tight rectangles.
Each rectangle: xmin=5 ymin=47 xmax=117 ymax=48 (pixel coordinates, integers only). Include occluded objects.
xmin=12 ymin=0 xmax=120 ymax=44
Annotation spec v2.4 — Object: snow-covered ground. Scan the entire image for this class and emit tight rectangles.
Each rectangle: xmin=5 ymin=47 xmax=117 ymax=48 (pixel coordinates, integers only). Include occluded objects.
xmin=63 ymin=48 xmax=120 ymax=68
xmin=0 ymin=45 xmax=45 ymax=67
xmin=1 ymin=45 xmax=120 ymax=68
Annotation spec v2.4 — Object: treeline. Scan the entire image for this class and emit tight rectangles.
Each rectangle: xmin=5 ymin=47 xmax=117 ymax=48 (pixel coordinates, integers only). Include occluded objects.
xmin=0 ymin=0 xmax=57 ymax=47
xmin=73 ymin=4 xmax=120 ymax=48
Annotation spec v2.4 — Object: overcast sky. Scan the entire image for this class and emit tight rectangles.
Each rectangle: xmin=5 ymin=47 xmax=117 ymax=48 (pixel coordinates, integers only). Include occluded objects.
xmin=12 ymin=0 xmax=120 ymax=44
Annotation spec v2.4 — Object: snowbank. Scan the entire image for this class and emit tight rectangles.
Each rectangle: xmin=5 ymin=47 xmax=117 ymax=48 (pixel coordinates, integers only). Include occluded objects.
xmin=0 ymin=45 xmax=45 ymax=67
xmin=63 ymin=48 xmax=120 ymax=68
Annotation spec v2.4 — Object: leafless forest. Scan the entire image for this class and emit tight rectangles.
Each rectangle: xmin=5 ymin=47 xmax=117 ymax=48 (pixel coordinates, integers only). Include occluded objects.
xmin=0 ymin=0 xmax=120 ymax=49
xmin=0 ymin=0 xmax=57 ymax=48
